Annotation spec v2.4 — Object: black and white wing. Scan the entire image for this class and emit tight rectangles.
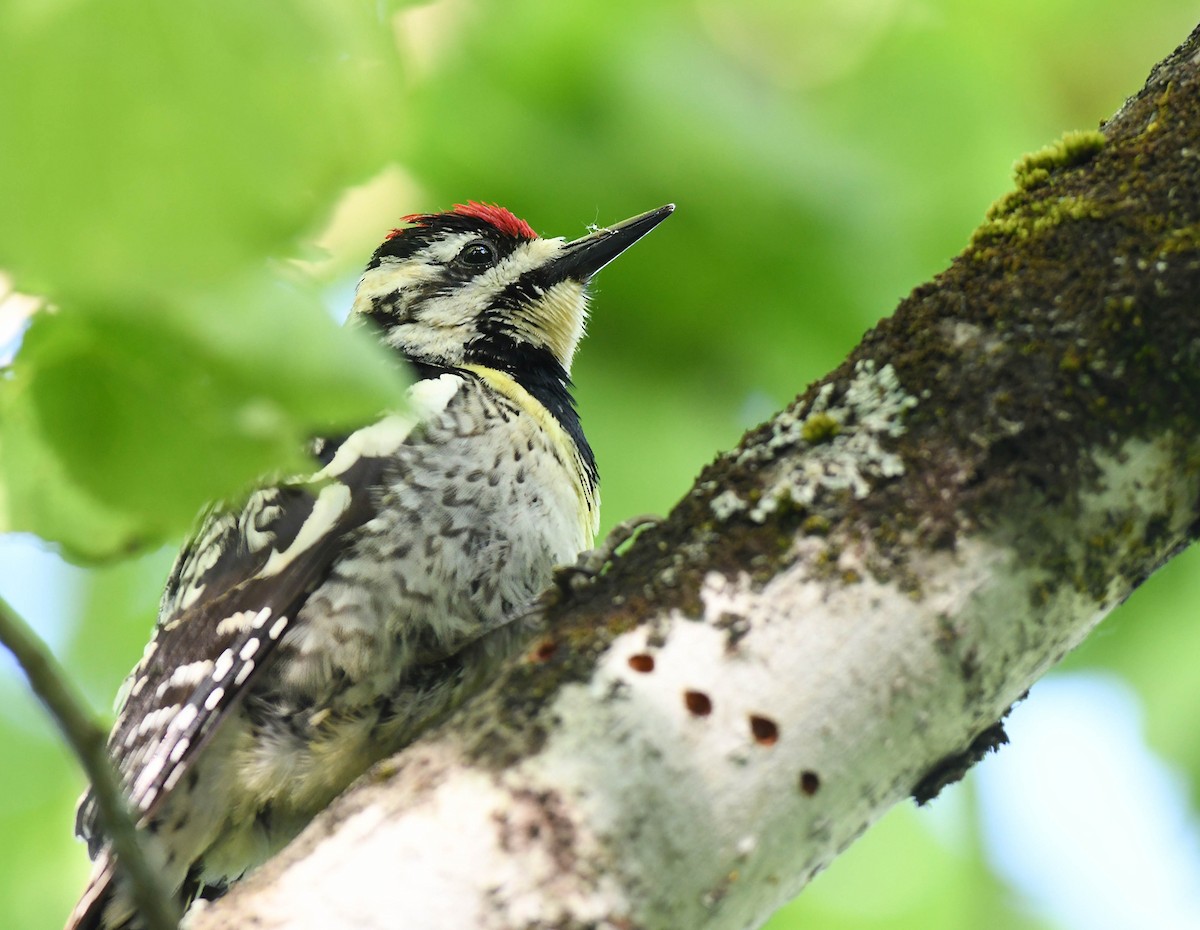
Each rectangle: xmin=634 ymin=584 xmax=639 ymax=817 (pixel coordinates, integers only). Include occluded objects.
xmin=73 ymin=389 xmax=457 ymax=850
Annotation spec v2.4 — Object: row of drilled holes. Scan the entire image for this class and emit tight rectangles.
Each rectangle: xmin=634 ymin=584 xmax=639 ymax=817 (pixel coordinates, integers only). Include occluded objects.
xmin=627 ymin=652 xmax=821 ymax=797
xmin=528 ymin=640 xmax=822 ymax=797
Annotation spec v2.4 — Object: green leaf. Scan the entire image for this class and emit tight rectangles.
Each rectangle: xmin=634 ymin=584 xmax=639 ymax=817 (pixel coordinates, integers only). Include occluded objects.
xmin=0 ymin=0 xmax=410 ymax=559
xmin=0 ymin=0 xmax=406 ymax=301
xmin=0 ymin=385 xmax=146 ymax=561
xmin=0 ymin=280 xmax=407 ymax=559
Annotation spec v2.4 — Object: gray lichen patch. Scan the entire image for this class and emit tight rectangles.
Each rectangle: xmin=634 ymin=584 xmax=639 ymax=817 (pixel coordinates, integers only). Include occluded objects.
xmin=710 ymin=489 xmax=747 ymax=520
xmin=736 ymin=360 xmax=917 ymax=523
xmin=1017 ymin=437 xmax=1198 ymax=611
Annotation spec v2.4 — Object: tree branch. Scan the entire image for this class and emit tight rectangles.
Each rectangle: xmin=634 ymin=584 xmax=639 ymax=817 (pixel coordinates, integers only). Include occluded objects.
xmin=192 ymin=22 xmax=1200 ymax=930
xmin=0 ymin=596 xmax=180 ymax=930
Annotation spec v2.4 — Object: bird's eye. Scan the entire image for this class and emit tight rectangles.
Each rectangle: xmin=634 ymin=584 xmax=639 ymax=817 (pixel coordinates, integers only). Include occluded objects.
xmin=457 ymin=240 xmax=498 ymax=267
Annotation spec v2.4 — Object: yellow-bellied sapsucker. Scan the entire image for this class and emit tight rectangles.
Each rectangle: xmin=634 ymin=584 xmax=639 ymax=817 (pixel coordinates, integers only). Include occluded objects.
xmin=66 ymin=201 xmax=674 ymax=930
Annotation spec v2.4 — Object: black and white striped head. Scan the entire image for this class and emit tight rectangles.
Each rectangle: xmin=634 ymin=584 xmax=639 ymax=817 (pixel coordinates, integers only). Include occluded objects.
xmin=351 ymin=202 xmax=674 ymax=375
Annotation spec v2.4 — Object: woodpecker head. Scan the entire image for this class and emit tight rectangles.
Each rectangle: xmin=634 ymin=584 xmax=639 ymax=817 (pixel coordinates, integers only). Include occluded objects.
xmin=351 ymin=202 xmax=674 ymax=377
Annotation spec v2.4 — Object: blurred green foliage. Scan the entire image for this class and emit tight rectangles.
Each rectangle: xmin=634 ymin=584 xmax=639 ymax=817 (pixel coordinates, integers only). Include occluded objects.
xmin=1 ymin=2 xmax=1197 ymax=929
xmin=0 ymin=0 xmax=410 ymax=557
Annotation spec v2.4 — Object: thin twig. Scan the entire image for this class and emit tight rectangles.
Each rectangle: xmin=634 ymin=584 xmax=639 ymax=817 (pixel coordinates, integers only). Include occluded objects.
xmin=0 ymin=593 xmax=180 ymax=930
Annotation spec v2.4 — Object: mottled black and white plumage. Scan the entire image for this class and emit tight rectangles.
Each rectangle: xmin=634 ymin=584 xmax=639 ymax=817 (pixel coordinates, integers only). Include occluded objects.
xmin=67 ymin=202 xmax=674 ymax=930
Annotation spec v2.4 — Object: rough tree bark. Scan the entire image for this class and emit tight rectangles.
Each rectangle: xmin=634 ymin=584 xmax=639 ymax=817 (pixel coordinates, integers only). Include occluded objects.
xmin=189 ymin=23 xmax=1200 ymax=930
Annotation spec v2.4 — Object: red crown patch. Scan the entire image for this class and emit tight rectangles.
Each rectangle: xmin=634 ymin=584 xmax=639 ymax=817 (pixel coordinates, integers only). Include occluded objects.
xmin=388 ymin=201 xmax=538 ymax=241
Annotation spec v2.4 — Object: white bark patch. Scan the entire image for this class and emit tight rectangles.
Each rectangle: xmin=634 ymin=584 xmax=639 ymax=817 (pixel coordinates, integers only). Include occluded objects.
xmin=185 ymin=748 xmax=626 ymax=930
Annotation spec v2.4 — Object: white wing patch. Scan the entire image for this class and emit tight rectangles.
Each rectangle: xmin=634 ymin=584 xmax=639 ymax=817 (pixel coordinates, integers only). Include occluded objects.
xmin=259 ymin=483 xmax=352 ymax=578
xmin=407 ymin=372 xmax=462 ymax=419
xmin=316 ymin=414 xmax=419 ymax=480
xmin=257 ymin=375 xmax=460 ymax=580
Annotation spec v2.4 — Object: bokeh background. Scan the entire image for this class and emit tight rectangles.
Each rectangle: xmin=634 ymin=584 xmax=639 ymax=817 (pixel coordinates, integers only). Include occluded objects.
xmin=2 ymin=2 xmax=1199 ymax=929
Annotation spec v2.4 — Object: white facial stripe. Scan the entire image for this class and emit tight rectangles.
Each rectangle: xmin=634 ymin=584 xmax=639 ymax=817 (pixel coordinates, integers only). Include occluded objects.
xmin=407 ymin=237 xmax=568 ymax=323
xmin=420 ymin=232 xmax=479 ymax=263
xmin=352 ymin=235 xmax=560 ymax=323
xmin=406 ymin=372 xmax=463 ymax=415
xmin=259 ymin=483 xmax=352 ymax=578
xmin=350 ymin=262 xmax=433 ymax=318
xmin=316 ymin=414 xmax=419 ymax=481
xmin=495 ymin=237 xmax=565 ymax=278
xmin=356 ymin=232 xmax=591 ymax=369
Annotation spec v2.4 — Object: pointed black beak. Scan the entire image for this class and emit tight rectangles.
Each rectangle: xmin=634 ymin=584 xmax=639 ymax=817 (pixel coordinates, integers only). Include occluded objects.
xmin=547 ymin=204 xmax=675 ymax=284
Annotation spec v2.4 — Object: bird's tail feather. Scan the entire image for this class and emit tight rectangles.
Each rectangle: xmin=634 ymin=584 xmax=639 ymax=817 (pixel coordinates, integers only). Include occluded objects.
xmin=64 ymin=853 xmax=132 ymax=930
